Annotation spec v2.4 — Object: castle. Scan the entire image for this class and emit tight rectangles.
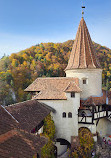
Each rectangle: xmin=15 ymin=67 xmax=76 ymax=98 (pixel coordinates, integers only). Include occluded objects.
xmin=25 ymin=17 xmax=111 ymax=155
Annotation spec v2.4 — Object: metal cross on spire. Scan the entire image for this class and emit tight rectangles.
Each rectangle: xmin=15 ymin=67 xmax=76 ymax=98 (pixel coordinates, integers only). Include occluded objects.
xmin=82 ymin=0 xmax=85 ymax=17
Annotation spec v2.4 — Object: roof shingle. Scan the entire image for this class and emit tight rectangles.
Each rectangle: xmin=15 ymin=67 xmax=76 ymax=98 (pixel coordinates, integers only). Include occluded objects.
xmin=80 ymin=90 xmax=111 ymax=107
xmin=65 ymin=17 xmax=101 ymax=70
xmin=0 ymin=105 xmax=19 ymax=135
xmin=25 ymin=77 xmax=81 ymax=100
xmin=5 ymin=99 xmax=51 ymax=132
xmin=0 ymin=129 xmax=47 ymax=158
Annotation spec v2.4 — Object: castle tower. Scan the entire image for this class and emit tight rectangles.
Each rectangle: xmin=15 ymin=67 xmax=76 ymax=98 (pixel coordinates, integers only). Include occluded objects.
xmin=65 ymin=17 xmax=102 ymax=99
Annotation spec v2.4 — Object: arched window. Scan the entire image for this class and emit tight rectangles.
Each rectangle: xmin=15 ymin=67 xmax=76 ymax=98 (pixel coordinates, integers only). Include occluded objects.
xmin=62 ymin=112 xmax=66 ymax=118
xmin=68 ymin=112 xmax=72 ymax=118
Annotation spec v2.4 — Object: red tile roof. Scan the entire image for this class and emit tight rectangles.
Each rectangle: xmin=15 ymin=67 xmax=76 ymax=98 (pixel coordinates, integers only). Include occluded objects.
xmin=80 ymin=90 xmax=111 ymax=107
xmin=0 ymin=105 xmax=19 ymax=135
xmin=0 ymin=104 xmax=48 ymax=158
xmin=0 ymin=129 xmax=47 ymax=158
xmin=64 ymin=81 xmax=81 ymax=93
xmin=25 ymin=77 xmax=81 ymax=100
xmin=65 ymin=17 xmax=101 ymax=70
xmin=6 ymin=99 xmax=51 ymax=132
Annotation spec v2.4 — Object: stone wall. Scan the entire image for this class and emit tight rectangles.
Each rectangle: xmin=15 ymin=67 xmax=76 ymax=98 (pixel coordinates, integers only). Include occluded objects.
xmin=97 ymin=118 xmax=111 ymax=137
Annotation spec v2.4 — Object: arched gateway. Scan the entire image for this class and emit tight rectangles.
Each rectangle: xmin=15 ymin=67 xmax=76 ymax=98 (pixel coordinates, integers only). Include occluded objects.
xmin=55 ymin=138 xmax=71 ymax=156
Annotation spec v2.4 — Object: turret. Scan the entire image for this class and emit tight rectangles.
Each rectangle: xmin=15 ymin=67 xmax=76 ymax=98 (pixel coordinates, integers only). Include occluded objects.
xmin=65 ymin=17 xmax=102 ymax=99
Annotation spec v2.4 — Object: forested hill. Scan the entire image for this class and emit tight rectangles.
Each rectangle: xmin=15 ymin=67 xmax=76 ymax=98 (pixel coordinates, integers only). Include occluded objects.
xmin=0 ymin=40 xmax=111 ymax=106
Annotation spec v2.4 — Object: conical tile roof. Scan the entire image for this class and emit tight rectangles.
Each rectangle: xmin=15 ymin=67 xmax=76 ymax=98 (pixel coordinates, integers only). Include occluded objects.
xmin=65 ymin=17 xmax=101 ymax=70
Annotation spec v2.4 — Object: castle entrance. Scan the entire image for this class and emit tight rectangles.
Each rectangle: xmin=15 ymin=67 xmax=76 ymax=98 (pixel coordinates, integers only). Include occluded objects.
xmin=55 ymin=138 xmax=71 ymax=156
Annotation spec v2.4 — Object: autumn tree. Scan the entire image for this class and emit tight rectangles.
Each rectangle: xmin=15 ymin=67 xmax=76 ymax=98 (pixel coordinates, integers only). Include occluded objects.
xmin=41 ymin=114 xmax=56 ymax=158
xmin=0 ymin=40 xmax=111 ymax=105
xmin=71 ymin=128 xmax=94 ymax=158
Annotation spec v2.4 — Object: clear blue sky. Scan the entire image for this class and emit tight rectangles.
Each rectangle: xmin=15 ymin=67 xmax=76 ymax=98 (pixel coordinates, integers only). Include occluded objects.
xmin=0 ymin=0 xmax=111 ymax=58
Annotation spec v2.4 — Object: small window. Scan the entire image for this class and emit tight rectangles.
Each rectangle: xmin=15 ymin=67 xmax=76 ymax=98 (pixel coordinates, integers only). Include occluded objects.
xmin=32 ymin=91 xmax=36 ymax=95
xmin=71 ymin=92 xmax=75 ymax=98
xmin=68 ymin=112 xmax=72 ymax=118
xmin=63 ymin=112 xmax=66 ymax=118
xmin=81 ymin=111 xmax=86 ymax=117
xmin=83 ymin=79 xmax=86 ymax=84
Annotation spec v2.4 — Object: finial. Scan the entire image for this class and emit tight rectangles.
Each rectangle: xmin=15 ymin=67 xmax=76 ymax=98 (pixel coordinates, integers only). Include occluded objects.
xmin=81 ymin=0 xmax=85 ymax=17
xmin=82 ymin=6 xmax=85 ymax=17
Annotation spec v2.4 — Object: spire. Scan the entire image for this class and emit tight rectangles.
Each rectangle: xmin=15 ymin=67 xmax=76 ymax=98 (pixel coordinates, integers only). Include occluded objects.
xmin=65 ymin=18 xmax=101 ymax=70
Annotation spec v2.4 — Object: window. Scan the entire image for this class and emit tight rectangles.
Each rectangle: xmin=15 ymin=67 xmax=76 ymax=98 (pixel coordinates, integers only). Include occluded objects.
xmin=68 ymin=112 xmax=72 ymax=118
xmin=81 ymin=111 xmax=86 ymax=117
xmin=32 ymin=91 xmax=36 ymax=95
xmin=71 ymin=92 xmax=75 ymax=98
xmin=63 ymin=112 xmax=66 ymax=118
xmin=83 ymin=79 xmax=86 ymax=84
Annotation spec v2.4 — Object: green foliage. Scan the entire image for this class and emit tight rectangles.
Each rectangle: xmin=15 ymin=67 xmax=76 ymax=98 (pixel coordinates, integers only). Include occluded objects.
xmin=71 ymin=128 xmax=94 ymax=158
xmin=41 ymin=114 xmax=55 ymax=158
xmin=43 ymin=114 xmax=55 ymax=140
xmin=41 ymin=138 xmax=55 ymax=158
xmin=0 ymin=40 xmax=111 ymax=105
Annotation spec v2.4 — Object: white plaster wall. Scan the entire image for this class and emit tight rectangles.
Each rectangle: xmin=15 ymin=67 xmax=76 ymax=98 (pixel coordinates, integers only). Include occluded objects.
xmin=97 ymin=118 xmax=111 ymax=137
xmin=55 ymin=142 xmax=67 ymax=156
xmin=39 ymin=92 xmax=80 ymax=143
xmin=37 ymin=126 xmax=43 ymax=134
xmin=65 ymin=69 xmax=102 ymax=99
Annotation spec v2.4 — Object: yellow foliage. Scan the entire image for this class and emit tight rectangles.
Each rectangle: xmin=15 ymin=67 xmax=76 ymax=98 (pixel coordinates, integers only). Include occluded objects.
xmin=107 ymin=71 xmax=111 ymax=77
xmin=23 ymin=61 xmax=27 ymax=67
xmin=71 ymin=128 xmax=94 ymax=158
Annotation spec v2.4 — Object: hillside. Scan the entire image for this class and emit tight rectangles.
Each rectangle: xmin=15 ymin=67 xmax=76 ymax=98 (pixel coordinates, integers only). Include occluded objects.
xmin=0 ymin=40 xmax=111 ymax=106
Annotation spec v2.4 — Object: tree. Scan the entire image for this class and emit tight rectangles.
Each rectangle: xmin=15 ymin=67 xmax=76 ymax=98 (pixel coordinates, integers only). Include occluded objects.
xmin=41 ymin=138 xmax=55 ymax=158
xmin=43 ymin=114 xmax=55 ymax=140
xmin=71 ymin=128 xmax=94 ymax=158
xmin=41 ymin=114 xmax=56 ymax=158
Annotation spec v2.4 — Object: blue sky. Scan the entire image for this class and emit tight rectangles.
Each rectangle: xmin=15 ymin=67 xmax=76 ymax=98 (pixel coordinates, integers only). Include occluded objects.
xmin=0 ymin=0 xmax=111 ymax=58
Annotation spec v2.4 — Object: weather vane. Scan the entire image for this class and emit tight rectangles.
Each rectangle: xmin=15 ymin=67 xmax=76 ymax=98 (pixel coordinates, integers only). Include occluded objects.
xmin=82 ymin=0 xmax=85 ymax=17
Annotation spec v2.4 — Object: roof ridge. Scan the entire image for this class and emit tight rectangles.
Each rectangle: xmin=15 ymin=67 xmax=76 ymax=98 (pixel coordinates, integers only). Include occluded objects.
xmin=1 ymin=105 xmax=19 ymax=123
xmin=37 ymin=77 xmax=77 ymax=79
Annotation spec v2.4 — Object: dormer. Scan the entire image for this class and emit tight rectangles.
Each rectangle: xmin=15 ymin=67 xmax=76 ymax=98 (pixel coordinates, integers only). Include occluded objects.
xmin=64 ymin=81 xmax=81 ymax=100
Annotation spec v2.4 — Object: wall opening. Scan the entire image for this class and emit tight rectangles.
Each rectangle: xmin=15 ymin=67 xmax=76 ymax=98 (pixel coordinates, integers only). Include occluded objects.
xmin=55 ymin=138 xmax=71 ymax=156
xmin=62 ymin=112 xmax=66 ymax=118
xmin=71 ymin=92 xmax=75 ymax=98
xmin=68 ymin=112 xmax=72 ymax=118
xmin=82 ymin=78 xmax=88 ymax=85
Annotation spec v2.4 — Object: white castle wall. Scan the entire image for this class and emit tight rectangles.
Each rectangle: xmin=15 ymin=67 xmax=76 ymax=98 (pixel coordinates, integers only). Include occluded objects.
xmin=39 ymin=92 xmax=80 ymax=143
xmin=97 ymin=118 xmax=111 ymax=137
xmin=65 ymin=69 xmax=102 ymax=99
